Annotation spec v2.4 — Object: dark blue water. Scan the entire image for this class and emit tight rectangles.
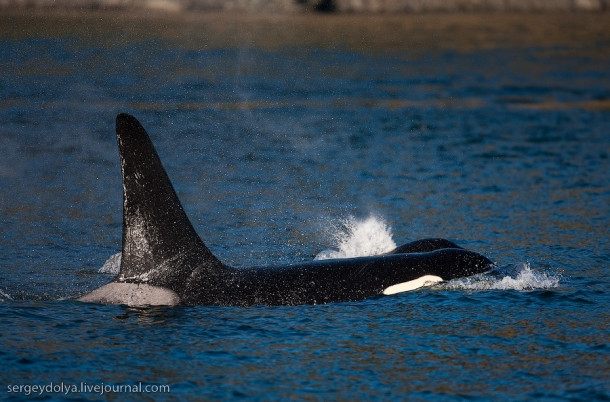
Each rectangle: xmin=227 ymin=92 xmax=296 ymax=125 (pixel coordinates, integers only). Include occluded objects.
xmin=1 ymin=14 xmax=609 ymax=400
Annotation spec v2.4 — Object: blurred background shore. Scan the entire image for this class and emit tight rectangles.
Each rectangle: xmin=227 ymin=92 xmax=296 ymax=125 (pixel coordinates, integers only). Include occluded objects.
xmin=0 ymin=0 xmax=608 ymax=13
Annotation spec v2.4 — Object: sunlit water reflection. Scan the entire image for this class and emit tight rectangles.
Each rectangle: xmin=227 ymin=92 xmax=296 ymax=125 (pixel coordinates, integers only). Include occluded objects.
xmin=1 ymin=12 xmax=608 ymax=400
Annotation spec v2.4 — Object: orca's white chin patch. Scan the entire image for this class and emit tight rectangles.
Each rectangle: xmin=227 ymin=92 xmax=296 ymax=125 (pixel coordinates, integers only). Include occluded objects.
xmin=382 ymin=275 xmax=443 ymax=295
xmin=78 ymin=283 xmax=180 ymax=306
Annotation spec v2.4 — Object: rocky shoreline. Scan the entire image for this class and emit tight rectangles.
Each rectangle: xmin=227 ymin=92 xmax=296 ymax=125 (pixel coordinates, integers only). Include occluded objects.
xmin=0 ymin=0 xmax=608 ymax=13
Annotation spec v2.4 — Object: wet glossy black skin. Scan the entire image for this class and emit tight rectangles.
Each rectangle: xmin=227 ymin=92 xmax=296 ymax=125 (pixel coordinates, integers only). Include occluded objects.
xmin=108 ymin=113 xmax=493 ymax=306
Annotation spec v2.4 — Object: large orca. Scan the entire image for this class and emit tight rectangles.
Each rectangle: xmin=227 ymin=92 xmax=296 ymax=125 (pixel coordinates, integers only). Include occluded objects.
xmin=78 ymin=114 xmax=494 ymax=306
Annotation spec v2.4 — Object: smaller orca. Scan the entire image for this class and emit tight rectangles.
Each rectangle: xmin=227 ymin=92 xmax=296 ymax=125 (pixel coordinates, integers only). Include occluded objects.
xmin=78 ymin=114 xmax=494 ymax=306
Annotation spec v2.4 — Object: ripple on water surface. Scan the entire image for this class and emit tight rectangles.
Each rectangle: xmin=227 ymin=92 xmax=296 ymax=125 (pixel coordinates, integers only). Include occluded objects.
xmin=1 ymin=12 xmax=609 ymax=400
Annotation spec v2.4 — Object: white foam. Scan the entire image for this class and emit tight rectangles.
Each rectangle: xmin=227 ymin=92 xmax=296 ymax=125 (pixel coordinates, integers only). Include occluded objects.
xmin=315 ymin=215 xmax=397 ymax=260
xmin=443 ymin=262 xmax=561 ymax=291
xmin=99 ymin=252 xmax=121 ymax=275
xmin=0 ymin=289 xmax=13 ymax=301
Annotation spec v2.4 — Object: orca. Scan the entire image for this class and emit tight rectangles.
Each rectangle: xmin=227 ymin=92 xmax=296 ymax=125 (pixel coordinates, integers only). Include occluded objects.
xmin=78 ymin=113 xmax=494 ymax=306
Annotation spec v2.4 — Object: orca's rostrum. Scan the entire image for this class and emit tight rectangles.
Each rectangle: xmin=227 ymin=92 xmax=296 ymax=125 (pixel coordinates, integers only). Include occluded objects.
xmin=78 ymin=114 xmax=494 ymax=306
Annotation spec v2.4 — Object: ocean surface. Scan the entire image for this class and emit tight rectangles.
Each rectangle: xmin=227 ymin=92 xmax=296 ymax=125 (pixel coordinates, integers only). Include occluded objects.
xmin=1 ymin=12 xmax=609 ymax=400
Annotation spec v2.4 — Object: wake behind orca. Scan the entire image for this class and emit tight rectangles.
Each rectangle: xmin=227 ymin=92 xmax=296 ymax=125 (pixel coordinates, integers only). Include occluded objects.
xmin=78 ymin=114 xmax=494 ymax=306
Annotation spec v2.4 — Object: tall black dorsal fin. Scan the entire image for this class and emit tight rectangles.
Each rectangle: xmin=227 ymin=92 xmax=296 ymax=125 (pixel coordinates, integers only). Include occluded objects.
xmin=115 ymin=113 xmax=224 ymax=290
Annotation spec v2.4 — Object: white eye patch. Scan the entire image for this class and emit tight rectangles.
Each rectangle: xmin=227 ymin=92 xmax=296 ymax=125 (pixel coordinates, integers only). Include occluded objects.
xmin=382 ymin=275 xmax=443 ymax=295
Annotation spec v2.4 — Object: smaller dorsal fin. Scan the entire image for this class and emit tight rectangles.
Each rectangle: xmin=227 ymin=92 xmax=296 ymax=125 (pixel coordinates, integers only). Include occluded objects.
xmin=115 ymin=113 xmax=224 ymax=291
